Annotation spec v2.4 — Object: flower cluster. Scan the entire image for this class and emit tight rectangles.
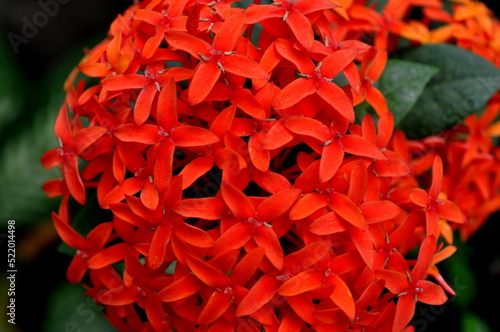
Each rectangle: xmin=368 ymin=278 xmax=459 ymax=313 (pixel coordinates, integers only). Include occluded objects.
xmin=41 ymin=0 xmax=500 ymax=331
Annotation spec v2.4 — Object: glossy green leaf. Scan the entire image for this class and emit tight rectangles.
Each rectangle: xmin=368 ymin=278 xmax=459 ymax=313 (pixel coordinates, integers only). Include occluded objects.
xmin=0 ymin=37 xmax=25 ymax=148
xmin=378 ymin=60 xmax=439 ymax=125
xmin=355 ymin=59 xmax=439 ymax=124
xmin=42 ymin=282 xmax=117 ymax=332
xmin=461 ymin=312 xmax=492 ymax=332
xmin=397 ymin=43 xmax=500 ymax=138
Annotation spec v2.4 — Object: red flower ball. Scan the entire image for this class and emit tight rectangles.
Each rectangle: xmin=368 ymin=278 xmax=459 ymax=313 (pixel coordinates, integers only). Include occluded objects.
xmin=42 ymin=0 xmax=500 ymax=331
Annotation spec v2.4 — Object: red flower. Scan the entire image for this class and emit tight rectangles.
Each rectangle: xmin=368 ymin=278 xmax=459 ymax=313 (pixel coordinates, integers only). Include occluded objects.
xmin=375 ymin=235 xmax=447 ymax=332
xmin=409 ymin=156 xmax=464 ymax=236
xmin=165 ymin=11 xmax=269 ymax=104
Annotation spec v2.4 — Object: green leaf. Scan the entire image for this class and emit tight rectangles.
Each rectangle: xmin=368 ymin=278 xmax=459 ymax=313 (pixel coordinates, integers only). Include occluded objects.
xmin=0 ymin=98 xmax=60 ymax=226
xmin=367 ymin=0 xmax=388 ymax=12
xmin=0 ymin=35 xmax=105 ymax=228
xmin=397 ymin=43 xmax=500 ymax=138
xmin=461 ymin=312 xmax=492 ymax=332
xmin=0 ymin=37 xmax=25 ymax=148
xmin=443 ymin=241 xmax=476 ymax=308
xmin=378 ymin=60 xmax=439 ymax=125
xmin=355 ymin=59 xmax=439 ymax=124
xmin=42 ymin=282 xmax=118 ymax=332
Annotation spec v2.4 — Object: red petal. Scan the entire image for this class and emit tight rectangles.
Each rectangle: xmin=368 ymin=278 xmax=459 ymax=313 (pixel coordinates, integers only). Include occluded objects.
xmin=316 ymin=80 xmax=354 ymax=123
xmin=320 ymin=48 xmax=358 ymax=79
xmin=210 ymin=105 xmax=236 ymax=138
xmin=221 ymin=182 xmax=255 ymax=220
xmin=289 ymin=192 xmax=328 ymax=220
xmin=230 ymin=247 xmax=265 ymax=286
xmin=244 ymin=5 xmax=283 ymax=24
xmin=436 ymin=199 xmax=464 ymax=223
xmin=309 ymin=212 xmax=346 ymax=235
xmin=347 ymin=160 xmax=368 ymax=206
xmin=285 ymin=117 xmax=331 ymax=142
xmin=176 ymin=222 xmax=215 ymax=248
xmin=429 ymin=156 xmax=443 ymax=199
xmin=222 ymin=54 xmax=269 ymax=80
xmin=213 ymin=11 xmax=245 ymax=51
xmin=102 ymin=74 xmax=148 ymax=90
xmin=411 ymin=235 xmax=437 ymax=282
xmin=374 ymin=269 xmax=408 ymax=295
xmin=263 ymin=119 xmax=294 ymax=150
xmin=286 ymin=294 xmax=316 ymax=324
xmin=157 ymin=274 xmax=202 ymax=302
xmin=274 ymin=39 xmax=315 ymax=74
xmin=319 ymin=143 xmax=344 ymax=183
xmin=254 ymin=226 xmax=284 ymax=270
xmin=377 ymin=111 xmax=394 ymax=148
xmin=143 ymin=26 xmax=168 ymax=60
xmin=341 ymin=134 xmax=386 ymax=159
xmin=72 ymin=126 xmax=108 ymax=155
xmin=231 ymin=89 xmax=266 ymax=120
xmin=188 ymin=61 xmax=221 ymax=104
xmin=214 ymin=223 xmax=253 ymax=253
xmin=283 ymin=241 xmax=331 ymax=272
xmin=236 ymin=274 xmax=278 ymax=316
xmin=172 ymin=197 xmax=227 ymax=220
xmin=393 ymin=294 xmax=416 ymax=332
xmin=153 ymin=142 xmax=174 ymax=193
xmin=286 ymin=11 xmax=314 ymax=51
xmin=78 ymin=63 xmax=108 ymax=77
xmin=171 ymin=125 xmax=220 ymax=147
xmin=409 ymin=188 xmax=430 ymax=208
xmin=329 ymin=274 xmax=356 ymax=320
xmin=294 ymin=0 xmax=339 ymax=13
xmin=141 ymin=180 xmax=159 ymax=211
xmin=42 ymin=178 xmax=65 ymax=197
xmin=366 ymin=86 xmax=389 ymax=115
xmin=248 ymin=133 xmax=270 ymax=172
xmin=363 ymin=47 xmax=387 ymax=81
xmin=113 ymin=124 xmax=160 ymax=144
xmin=179 ymin=155 xmax=214 ymax=189
xmin=40 ymin=148 xmax=62 ymax=170
xmin=360 ymin=200 xmax=402 ymax=223
xmin=348 ymin=225 xmax=375 ymax=270
xmin=156 ymin=77 xmax=178 ymax=130
xmin=67 ymin=254 xmax=87 ymax=283
xmin=198 ymin=291 xmax=232 ymax=324
xmin=164 ymin=30 xmax=211 ymax=59
xmin=186 ymin=255 xmax=229 ymax=288
xmin=389 ymin=211 xmax=421 ymax=246
xmin=417 ymin=280 xmax=447 ymax=305
xmin=328 ymin=193 xmax=366 ymax=229
xmin=148 ymin=223 xmax=172 ymax=270
xmin=278 ymin=270 xmax=323 ymax=296
xmin=255 ymin=188 xmax=302 ymax=221
xmin=98 ymin=286 xmax=137 ymax=305
xmin=63 ymin=157 xmax=86 ymax=205
xmin=372 ymin=158 xmax=411 ymax=177
xmin=87 ymin=243 xmax=127 ymax=269
xmin=273 ymin=78 xmax=316 ymax=109
xmin=145 ymin=297 xmax=165 ymax=331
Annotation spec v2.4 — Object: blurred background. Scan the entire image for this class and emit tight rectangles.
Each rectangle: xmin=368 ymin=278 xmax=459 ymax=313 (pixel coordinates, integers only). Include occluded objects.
xmin=0 ymin=0 xmax=499 ymax=331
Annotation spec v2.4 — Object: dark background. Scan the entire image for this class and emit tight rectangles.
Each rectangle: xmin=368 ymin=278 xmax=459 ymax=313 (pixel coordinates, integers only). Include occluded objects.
xmin=0 ymin=0 xmax=499 ymax=331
